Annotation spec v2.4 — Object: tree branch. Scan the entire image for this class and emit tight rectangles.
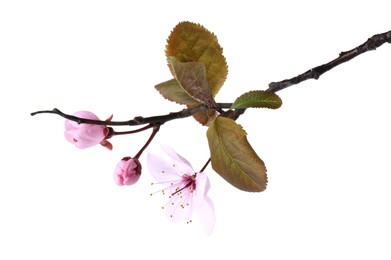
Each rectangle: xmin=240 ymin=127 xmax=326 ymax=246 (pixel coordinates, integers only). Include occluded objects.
xmin=31 ymin=30 xmax=391 ymax=126
xmin=267 ymin=29 xmax=391 ymax=92
xmin=30 ymin=103 xmax=233 ymax=126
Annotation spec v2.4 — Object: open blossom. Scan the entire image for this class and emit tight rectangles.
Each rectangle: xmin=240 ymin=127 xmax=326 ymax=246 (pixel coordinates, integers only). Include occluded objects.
xmin=64 ymin=111 xmax=112 ymax=150
xmin=113 ymin=157 xmax=142 ymax=186
xmin=147 ymin=145 xmax=215 ymax=234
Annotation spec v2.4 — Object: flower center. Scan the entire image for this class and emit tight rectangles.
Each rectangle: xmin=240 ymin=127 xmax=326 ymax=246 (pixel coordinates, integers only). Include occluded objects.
xmin=171 ymin=174 xmax=196 ymax=196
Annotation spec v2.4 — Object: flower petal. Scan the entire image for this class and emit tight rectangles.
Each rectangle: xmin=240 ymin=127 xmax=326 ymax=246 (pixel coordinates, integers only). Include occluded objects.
xmin=147 ymin=153 xmax=182 ymax=185
xmin=160 ymin=144 xmax=194 ymax=175
xmin=64 ymin=125 xmax=106 ymax=149
xmin=194 ymin=173 xmax=215 ymax=235
xmin=73 ymin=111 xmax=100 ymax=120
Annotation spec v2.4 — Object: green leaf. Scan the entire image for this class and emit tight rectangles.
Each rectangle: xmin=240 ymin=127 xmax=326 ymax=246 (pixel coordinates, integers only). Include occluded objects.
xmin=168 ymin=57 xmax=217 ymax=108
xmin=155 ymin=79 xmax=199 ymax=105
xmin=207 ymin=116 xmax=267 ymax=192
xmin=166 ymin=21 xmax=228 ymax=97
xmin=231 ymin=90 xmax=282 ymax=109
xmin=155 ymin=78 xmax=218 ymax=125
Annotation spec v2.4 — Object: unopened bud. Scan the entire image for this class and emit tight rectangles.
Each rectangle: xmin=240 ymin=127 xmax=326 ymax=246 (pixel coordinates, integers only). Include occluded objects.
xmin=113 ymin=157 xmax=142 ymax=186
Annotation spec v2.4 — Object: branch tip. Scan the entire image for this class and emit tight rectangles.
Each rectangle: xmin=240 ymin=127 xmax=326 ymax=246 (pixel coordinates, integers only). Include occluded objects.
xmin=267 ymin=29 xmax=391 ymax=92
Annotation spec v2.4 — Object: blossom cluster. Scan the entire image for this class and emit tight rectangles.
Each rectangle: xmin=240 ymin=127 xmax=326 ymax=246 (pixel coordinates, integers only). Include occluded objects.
xmin=64 ymin=111 xmax=215 ymax=234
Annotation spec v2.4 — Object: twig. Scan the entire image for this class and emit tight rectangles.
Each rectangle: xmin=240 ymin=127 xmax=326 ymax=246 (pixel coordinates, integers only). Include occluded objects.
xmin=30 ymin=103 xmax=233 ymax=126
xmin=267 ymin=30 xmax=391 ymax=92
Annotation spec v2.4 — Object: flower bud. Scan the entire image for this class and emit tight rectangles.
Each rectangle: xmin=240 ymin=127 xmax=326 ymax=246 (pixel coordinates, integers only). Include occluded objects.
xmin=113 ymin=157 xmax=142 ymax=186
xmin=64 ymin=111 xmax=112 ymax=150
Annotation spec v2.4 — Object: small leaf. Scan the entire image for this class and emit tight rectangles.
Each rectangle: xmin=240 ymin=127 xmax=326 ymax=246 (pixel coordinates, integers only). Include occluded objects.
xmin=207 ymin=117 xmax=267 ymax=192
xmin=231 ymin=90 xmax=282 ymax=109
xmin=168 ymin=57 xmax=216 ymax=108
xmin=166 ymin=21 xmax=228 ymax=97
xmin=155 ymin=77 xmax=217 ymax=126
xmin=155 ymin=79 xmax=198 ymax=105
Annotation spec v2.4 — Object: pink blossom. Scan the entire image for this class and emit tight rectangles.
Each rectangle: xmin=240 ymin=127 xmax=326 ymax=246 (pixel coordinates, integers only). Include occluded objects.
xmin=64 ymin=111 xmax=112 ymax=150
xmin=113 ymin=157 xmax=142 ymax=186
xmin=147 ymin=145 xmax=215 ymax=234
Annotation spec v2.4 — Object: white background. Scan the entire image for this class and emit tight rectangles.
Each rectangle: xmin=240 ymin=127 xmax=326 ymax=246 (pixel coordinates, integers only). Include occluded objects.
xmin=1 ymin=0 xmax=391 ymax=259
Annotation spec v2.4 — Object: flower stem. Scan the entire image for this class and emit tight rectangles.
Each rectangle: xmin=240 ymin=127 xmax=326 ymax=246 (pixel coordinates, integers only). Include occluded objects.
xmin=134 ymin=124 xmax=160 ymax=159
xmin=199 ymin=158 xmax=211 ymax=173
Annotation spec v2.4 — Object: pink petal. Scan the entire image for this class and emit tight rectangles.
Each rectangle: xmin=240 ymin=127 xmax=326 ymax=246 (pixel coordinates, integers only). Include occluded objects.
xmin=147 ymin=153 xmax=183 ymax=185
xmin=113 ymin=173 xmax=124 ymax=186
xmin=105 ymin=114 xmax=113 ymax=121
xmin=64 ymin=125 xmax=106 ymax=149
xmin=73 ymin=111 xmax=100 ymax=120
xmin=194 ymin=173 xmax=215 ymax=235
xmin=161 ymin=144 xmax=193 ymax=169
xmin=197 ymin=194 xmax=215 ymax=235
xmin=160 ymin=145 xmax=194 ymax=176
